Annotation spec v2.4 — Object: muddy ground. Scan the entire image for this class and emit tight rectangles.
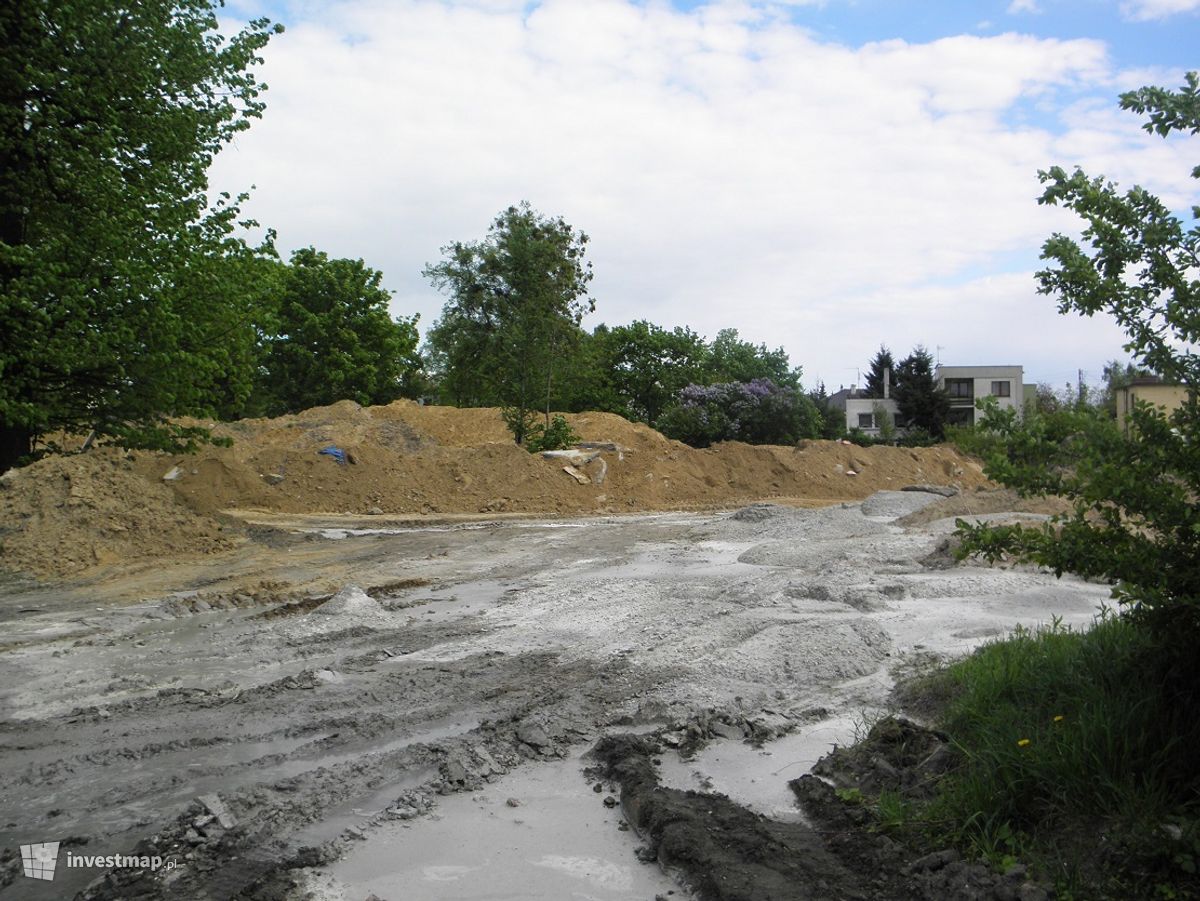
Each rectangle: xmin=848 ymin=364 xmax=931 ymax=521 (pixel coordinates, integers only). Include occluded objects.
xmin=0 ymin=491 xmax=1107 ymax=900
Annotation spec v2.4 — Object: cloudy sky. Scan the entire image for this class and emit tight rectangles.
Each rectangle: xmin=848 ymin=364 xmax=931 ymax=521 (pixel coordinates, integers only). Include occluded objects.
xmin=211 ymin=0 xmax=1199 ymax=392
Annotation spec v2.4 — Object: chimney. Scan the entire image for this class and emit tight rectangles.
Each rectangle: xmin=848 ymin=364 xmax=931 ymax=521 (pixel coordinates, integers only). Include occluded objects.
xmin=883 ymin=367 xmax=891 ymax=400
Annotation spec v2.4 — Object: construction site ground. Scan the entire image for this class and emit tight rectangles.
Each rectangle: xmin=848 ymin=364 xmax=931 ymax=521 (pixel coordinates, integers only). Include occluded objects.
xmin=0 ymin=402 xmax=1102 ymax=900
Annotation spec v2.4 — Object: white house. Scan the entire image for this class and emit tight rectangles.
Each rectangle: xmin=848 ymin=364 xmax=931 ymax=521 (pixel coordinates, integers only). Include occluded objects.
xmin=828 ymin=368 xmax=900 ymax=437
xmin=935 ymin=365 xmax=1024 ymax=427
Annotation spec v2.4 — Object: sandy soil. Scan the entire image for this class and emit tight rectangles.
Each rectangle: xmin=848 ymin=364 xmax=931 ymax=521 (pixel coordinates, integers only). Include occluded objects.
xmin=0 ymin=400 xmax=992 ymax=580
xmin=0 ymin=491 xmax=1107 ymax=900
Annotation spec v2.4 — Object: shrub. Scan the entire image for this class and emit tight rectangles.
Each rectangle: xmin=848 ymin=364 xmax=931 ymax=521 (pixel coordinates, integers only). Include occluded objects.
xmin=657 ymin=379 xmax=820 ymax=447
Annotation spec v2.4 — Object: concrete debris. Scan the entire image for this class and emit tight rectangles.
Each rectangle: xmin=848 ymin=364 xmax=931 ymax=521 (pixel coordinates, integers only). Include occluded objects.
xmin=197 ymin=793 xmax=237 ymax=829
xmin=562 ymin=465 xmax=591 ymax=485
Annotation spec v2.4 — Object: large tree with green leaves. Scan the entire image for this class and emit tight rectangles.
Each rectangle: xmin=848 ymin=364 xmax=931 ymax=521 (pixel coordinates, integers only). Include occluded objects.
xmin=599 ymin=320 xmax=710 ymax=425
xmin=423 ymin=202 xmax=594 ymax=444
xmin=704 ymin=328 xmax=800 ymax=390
xmin=259 ymin=249 xmax=420 ymax=415
xmin=958 ymin=73 xmax=1200 ymax=641
xmin=0 ymin=1 xmax=283 ymax=471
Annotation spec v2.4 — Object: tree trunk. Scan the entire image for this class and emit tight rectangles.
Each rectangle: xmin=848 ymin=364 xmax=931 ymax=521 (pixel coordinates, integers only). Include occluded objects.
xmin=0 ymin=424 xmax=33 ymax=474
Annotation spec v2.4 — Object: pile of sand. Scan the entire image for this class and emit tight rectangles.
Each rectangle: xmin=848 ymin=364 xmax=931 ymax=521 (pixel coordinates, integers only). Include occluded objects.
xmin=896 ymin=487 xmax=1073 ymax=528
xmin=0 ymin=452 xmax=238 ymax=578
xmin=0 ymin=399 xmax=994 ymax=579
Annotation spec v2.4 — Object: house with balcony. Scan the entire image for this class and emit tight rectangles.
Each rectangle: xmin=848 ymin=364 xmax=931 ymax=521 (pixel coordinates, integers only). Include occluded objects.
xmin=935 ymin=364 xmax=1024 ymax=426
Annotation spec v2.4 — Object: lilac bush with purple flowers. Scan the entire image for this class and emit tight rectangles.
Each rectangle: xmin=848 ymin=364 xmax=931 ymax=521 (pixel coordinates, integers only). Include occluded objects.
xmin=657 ymin=379 xmax=820 ymax=448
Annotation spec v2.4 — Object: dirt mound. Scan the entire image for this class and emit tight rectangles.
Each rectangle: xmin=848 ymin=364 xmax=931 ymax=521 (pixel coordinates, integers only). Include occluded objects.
xmin=0 ymin=451 xmax=238 ymax=578
xmin=897 ymin=487 xmax=1073 ymax=528
xmin=0 ymin=401 xmax=993 ymax=579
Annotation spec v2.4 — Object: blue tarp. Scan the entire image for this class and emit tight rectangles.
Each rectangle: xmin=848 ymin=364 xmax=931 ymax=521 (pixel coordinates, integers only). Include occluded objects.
xmin=318 ymin=446 xmax=347 ymax=465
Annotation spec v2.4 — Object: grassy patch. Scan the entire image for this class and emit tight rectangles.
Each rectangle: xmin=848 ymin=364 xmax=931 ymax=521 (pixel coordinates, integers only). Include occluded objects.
xmin=922 ymin=614 xmax=1200 ymax=898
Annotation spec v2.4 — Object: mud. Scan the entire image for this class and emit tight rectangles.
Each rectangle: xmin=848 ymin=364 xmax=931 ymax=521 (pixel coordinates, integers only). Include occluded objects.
xmin=0 ymin=492 xmax=1106 ymax=900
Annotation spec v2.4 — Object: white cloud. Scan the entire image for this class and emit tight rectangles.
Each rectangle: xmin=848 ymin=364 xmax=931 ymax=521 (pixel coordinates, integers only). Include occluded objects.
xmin=1006 ymin=0 xmax=1040 ymax=14
xmin=1120 ymin=0 xmax=1200 ymax=21
xmin=209 ymin=0 xmax=1196 ymax=388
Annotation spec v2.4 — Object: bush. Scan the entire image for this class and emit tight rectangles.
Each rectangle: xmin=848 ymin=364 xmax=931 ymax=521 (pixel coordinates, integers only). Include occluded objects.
xmin=923 ymin=615 xmax=1200 ymax=896
xmin=525 ymin=414 xmax=579 ymax=453
xmin=657 ymin=379 xmax=820 ymax=448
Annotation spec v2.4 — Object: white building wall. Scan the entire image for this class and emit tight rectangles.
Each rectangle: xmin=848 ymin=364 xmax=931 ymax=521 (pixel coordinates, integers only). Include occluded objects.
xmin=936 ymin=365 xmax=1023 ymax=425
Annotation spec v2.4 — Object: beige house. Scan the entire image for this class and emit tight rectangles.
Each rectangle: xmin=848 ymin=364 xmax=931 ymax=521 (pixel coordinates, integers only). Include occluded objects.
xmin=1115 ymin=377 xmax=1191 ymax=433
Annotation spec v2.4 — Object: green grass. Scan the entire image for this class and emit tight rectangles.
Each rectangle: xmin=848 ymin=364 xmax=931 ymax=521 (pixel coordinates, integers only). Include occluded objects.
xmin=920 ymin=613 xmax=1200 ymax=898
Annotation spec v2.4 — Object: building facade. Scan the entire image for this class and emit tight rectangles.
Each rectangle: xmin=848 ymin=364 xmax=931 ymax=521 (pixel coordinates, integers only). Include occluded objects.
xmin=935 ymin=364 xmax=1024 ymax=427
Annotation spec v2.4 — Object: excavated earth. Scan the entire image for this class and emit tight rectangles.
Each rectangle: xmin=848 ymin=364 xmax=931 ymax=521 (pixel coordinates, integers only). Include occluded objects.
xmin=0 ymin=403 xmax=1091 ymax=900
xmin=0 ymin=473 xmax=1107 ymax=900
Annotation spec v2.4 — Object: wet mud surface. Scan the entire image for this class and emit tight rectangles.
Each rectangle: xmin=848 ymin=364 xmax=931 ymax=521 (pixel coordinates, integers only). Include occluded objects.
xmin=0 ymin=494 xmax=1107 ymax=899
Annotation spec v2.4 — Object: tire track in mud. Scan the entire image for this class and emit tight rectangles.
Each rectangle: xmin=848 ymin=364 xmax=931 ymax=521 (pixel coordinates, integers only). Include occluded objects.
xmin=0 ymin=498 xmax=1109 ymax=899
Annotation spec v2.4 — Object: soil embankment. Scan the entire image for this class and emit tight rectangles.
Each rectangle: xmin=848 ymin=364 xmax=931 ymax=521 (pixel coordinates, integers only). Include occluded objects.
xmin=0 ymin=399 xmax=990 ymax=579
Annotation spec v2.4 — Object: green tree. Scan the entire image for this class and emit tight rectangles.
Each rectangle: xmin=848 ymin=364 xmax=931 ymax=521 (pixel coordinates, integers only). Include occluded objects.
xmin=259 ymin=249 xmax=420 ymax=415
xmin=863 ymin=345 xmax=895 ymax=399
xmin=602 ymin=320 xmax=710 ymax=425
xmin=893 ymin=346 xmax=950 ymax=438
xmin=704 ymin=328 xmax=800 ymax=389
xmin=808 ymin=382 xmax=845 ymax=439
xmin=0 ymin=1 xmax=283 ymax=471
xmin=424 ymin=202 xmax=594 ymax=444
xmin=957 ymin=73 xmax=1200 ymax=640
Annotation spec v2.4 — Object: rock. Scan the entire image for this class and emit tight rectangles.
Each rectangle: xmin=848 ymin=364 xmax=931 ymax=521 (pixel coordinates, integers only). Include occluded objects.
xmin=263 ymin=473 xmax=285 ymax=485
xmin=918 ymin=744 xmax=955 ymax=776
xmin=517 ymin=723 xmax=552 ymax=750
xmin=562 ymin=464 xmax=591 ymax=485
xmin=365 ymin=506 xmax=384 ymax=516
xmin=593 ymin=783 xmax=604 ymax=793
xmin=505 ymin=798 xmax=520 ymax=808
xmin=709 ymin=721 xmax=745 ymax=741
xmin=602 ymin=795 xmax=618 ymax=808
xmin=443 ymin=759 xmax=469 ymax=785
xmin=197 ymin=793 xmax=237 ymax=829
xmin=901 ymin=484 xmax=958 ymax=497
xmin=162 ymin=466 xmax=183 ymax=481
xmin=908 ymin=848 xmax=959 ymax=872
xmin=1017 ymin=883 xmax=1049 ymax=901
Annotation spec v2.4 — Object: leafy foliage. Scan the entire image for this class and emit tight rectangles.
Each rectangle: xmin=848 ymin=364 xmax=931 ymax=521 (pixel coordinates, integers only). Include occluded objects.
xmin=956 ymin=73 xmax=1200 ymax=639
xmin=424 ymin=202 xmax=594 ymax=444
xmin=595 ymin=320 xmax=710 ymax=424
xmin=704 ymin=328 xmax=800 ymax=390
xmin=523 ymin=414 xmax=579 ymax=453
xmin=0 ymin=1 xmax=283 ymax=470
xmin=259 ymin=249 xmax=420 ymax=415
xmin=657 ymin=379 xmax=820 ymax=448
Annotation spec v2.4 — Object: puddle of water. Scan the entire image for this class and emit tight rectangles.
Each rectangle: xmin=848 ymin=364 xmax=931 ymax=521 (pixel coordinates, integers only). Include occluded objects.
xmin=656 ymin=715 xmax=862 ymax=822
xmin=328 ymin=750 xmax=687 ymax=901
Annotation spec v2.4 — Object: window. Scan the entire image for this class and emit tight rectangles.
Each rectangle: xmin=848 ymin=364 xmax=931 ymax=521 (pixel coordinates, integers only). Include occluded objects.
xmin=946 ymin=379 xmax=973 ymax=399
xmin=991 ymin=380 xmax=1011 ymax=397
xmin=857 ymin=413 xmax=874 ymax=429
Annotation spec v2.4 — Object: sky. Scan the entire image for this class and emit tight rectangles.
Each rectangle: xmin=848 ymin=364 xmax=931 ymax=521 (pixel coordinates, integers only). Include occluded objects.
xmin=210 ymin=0 xmax=1200 ymax=392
